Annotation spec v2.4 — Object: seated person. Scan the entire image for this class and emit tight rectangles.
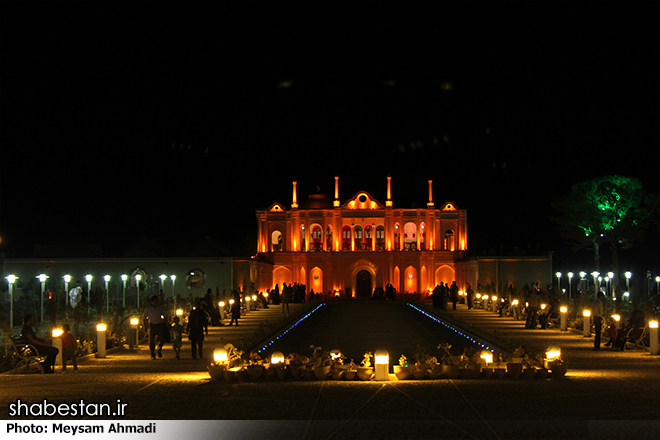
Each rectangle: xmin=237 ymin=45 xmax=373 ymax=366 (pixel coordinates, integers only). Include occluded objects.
xmin=539 ymin=300 xmax=560 ymax=329
xmin=20 ymin=314 xmax=59 ymax=373
xmin=614 ymin=310 xmax=646 ymax=350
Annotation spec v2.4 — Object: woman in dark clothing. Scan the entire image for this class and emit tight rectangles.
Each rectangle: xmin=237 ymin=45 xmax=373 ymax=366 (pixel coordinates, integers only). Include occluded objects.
xmin=187 ymin=300 xmax=208 ymax=359
xmin=229 ymin=291 xmax=241 ymax=326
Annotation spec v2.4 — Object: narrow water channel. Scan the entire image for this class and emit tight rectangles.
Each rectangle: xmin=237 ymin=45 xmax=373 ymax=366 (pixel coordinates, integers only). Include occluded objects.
xmin=258 ymin=301 xmax=491 ymax=364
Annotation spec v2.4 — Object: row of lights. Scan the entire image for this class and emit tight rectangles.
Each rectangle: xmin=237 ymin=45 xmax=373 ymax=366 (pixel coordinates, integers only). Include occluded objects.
xmin=254 ymin=303 xmax=326 ymax=354
xmin=555 ymin=271 xmax=660 ymax=299
xmin=4 ymin=273 xmax=179 ymax=327
xmin=408 ymin=303 xmax=495 ymax=354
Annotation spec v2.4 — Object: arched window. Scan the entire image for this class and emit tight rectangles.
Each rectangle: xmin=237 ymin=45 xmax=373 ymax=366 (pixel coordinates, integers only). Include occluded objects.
xmin=342 ymin=225 xmax=351 ymax=251
xmin=376 ymin=225 xmax=385 ymax=251
xmin=311 ymin=225 xmax=323 ymax=252
xmin=271 ymin=230 xmax=283 ymax=252
xmin=354 ymin=226 xmax=363 ymax=250
xmin=444 ymin=229 xmax=455 ymax=251
xmin=404 ymin=222 xmax=417 ymax=251
xmin=326 ymin=225 xmax=333 ymax=251
xmin=364 ymin=225 xmax=373 ymax=250
xmin=394 ymin=223 xmax=401 ymax=251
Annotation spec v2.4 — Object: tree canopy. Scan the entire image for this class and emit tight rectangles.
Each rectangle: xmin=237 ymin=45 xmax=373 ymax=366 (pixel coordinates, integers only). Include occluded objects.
xmin=552 ymin=175 xmax=657 ymax=276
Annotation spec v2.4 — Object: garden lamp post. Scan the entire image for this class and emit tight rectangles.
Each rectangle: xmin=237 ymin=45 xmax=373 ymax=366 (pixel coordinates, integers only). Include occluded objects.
xmin=36 ymin=274 xmax=48 ymax=323
xmin=6 ymin=275 xmax=17 ymax=331
xmin=85 ymin=274 xmax=93 ymax=314
xmin=121 ymin=274 xmax=127 ymax=308
xmin=104 ymin=275 xmax=111 ymax=313
xmin=625 ymin=272 xmax=631 ymax=294
xmin=63 ymin=275 xmax=71 ymax=319
xmin=555 ymin=272 xmax=561 ymax=296
xmin=171 ymin=275 xmax=177 ymax=312
xmin=567 ymin=272 xmax=574 ymax=301
xmin=135 ymin=274 xmax=142 ymax=308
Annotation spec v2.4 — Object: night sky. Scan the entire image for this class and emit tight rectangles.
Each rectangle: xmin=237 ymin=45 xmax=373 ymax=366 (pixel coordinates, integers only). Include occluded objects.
xmin=1 ymin=3 xmax=658 ymax=277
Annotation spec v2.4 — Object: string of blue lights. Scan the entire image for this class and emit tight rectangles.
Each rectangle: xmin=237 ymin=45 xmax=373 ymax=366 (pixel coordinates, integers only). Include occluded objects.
xmin=407 ymin=303 xmax=496 ymax=354
xmin=254 ymin=303 xmax=326 ymax=354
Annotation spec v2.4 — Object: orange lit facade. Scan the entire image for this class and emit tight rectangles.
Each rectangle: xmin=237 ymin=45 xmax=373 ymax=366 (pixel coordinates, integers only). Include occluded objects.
xmin=256 ymin=177 xmax=475 ymax=298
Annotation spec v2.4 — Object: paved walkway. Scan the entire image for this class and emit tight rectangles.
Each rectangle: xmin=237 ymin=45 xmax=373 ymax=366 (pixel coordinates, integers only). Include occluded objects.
xmin=1 ymin=300 xmax=659 ymax=440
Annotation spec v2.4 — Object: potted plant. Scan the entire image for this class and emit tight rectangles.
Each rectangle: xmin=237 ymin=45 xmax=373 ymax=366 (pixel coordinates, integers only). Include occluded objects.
xmin=246 ymin=352 xmax=264 ymax=381
xmin=330 ymin=349 xmax=347 ymax=380
xmin=458 ymin=348 xmax=477 ymax=379
xmin=313 ymin=348 xmax=332 ymax=380
xmin=438 ymin=342 xmax=460 ymax=379
xmin=522 ymin=352 xmax=537 ymax=379
xmin=506 ymin=348 xmax=524 ymax=379
xmin=534 ymin=353 xmax=549 ymax=379
xmin=286 ymin=353 xmax=307 ymax=380
xmin=413 ymin=341 xmax=430 ymax=379
xmin=219 ymin=343 xmax=244 ymax=381
xmin=343 ymin=359 xmax=357 ymax=381
xmin=425 ymin=356 xmax=442 ymax=379
xmin=393 ymin=355 xmax=412 ymax=380
xmin=357 ymin=351 xmax=374 ymax=380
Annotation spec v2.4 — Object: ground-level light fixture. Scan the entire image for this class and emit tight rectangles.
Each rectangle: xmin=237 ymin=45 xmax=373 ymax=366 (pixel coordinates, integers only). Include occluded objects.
xmin=96 ymin=323 xmax=107 ymax=358
xmin=374 ymin=349 xmax=389 ymax=381
xmin=649 ymin=321 xmax=659 ymax=356
xmin=213 ymin=348 xmax=229 ymax=364
xmin=480 ymin=350 xmax=493 ymax=366
xmin=271 ymin=351 xmax=285 ymax=365
xmin=560 ymin=306 xmax=568 ymax=331
xmin=52 ymin=328 xmax=64 ymax=366
xmin=583 ymin=310 xmax=591 ymax=337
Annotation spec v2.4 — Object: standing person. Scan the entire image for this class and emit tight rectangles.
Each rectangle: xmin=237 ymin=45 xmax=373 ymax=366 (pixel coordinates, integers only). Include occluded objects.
xmin=171 ymin=316 xmax=184 ymax=360
xmin=282 ymin=283 xmax=292 ymax=314
xmin=439 ymin=282 xmax=448 ymax=311
xmin=466 ymin=283 xmax=474 ymax=310
xmin=60 ymin=323 xmax=78 ymax=371
xmin=20 ymin=315 xmax=59 ymax=374
xmin=592 ymin=292 xmax=605 ymax=350
xmin=229 ymin=291 xmax=241 ymax=326
xmin=431 ymin=285 xmax=441 ymax=309
xmin=187 ymin=300 xmax=208 ymax=359
xmin=450 ymin=281 xmax=459 ymax=310
xmin=526 ymin=287 xmax=541 ymax=329
xmin=143 ymin=295 xmax=169 ymax=360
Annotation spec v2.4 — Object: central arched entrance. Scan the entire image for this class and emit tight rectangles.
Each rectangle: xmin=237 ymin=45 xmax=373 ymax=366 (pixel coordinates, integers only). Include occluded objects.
xmin=355 ymin=270 xmax=372 ymax=298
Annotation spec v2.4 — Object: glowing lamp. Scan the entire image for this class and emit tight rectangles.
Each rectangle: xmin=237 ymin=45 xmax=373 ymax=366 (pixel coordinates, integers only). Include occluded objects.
xmin=541 ymin=304 xmax=547 ymax=310
xmin=176 ymin=309 xmax=184 ymax=316
xmin=213 ymin=348 xmax=229 ymax=364
xmin=130 ymin=317 xmax=139 ymax=326
xmin=96 ymin=323 xmax=107 ymax=358
xmin=545 ymin=346 xmax=561 ymax=361
xmin=560 ymin=306 xmax=568 ymax=331
xmin=252 ymin=295 xmax=257 ymax=301
xmin=583 ymin=310 xmax=591 ymax=337
xmin=330 ymin=349 xmax=342 ymax=362
xmin=482 ymin=295 xmax=489 ymax=300
xmin=271 ymin=351 xmax=285 ymax=365
xmin=476 ymin=293 xmax=481 ymax=299
xmin=479 ymin=350 xmax=493 ymax=365
xmin=650 ymin=321 xmax=659 ymax=356
xmin=52 ymin=328 xmax=64 ymax=338
xmin=374 ymin=349 xmax=389 ymax=381
xmin=245 ymin=296 xmax=251 ymax=302
xmin=229 ymin=299 xmax=235 ymax=305
xmin=219 ymin=301 xmax=225 ymax=308
xmin=121 ymin=274 xmax=128 ymax=281
xmin=512 ymin=299 xmax=519 ymax=306
xmin=612 ymin=314 xmax=620 ymax=327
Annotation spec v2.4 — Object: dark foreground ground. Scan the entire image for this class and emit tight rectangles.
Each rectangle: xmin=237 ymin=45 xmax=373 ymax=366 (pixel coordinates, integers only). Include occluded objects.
xmin=2 ymin=301 xmax=659 ymax=440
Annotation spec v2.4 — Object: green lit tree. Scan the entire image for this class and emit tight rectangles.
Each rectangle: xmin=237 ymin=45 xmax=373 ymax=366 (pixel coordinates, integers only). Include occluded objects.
xmin=552 ymin=175 xmax=657 ymax=291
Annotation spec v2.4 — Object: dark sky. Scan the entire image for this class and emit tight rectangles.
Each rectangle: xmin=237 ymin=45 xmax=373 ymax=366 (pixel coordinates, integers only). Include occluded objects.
xmin=1 ymin=3 xmax=658 ymax=275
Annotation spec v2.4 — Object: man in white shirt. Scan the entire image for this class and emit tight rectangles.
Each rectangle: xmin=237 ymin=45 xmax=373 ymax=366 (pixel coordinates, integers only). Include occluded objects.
xmin=143 ymin=295 xmax=169 ymax=359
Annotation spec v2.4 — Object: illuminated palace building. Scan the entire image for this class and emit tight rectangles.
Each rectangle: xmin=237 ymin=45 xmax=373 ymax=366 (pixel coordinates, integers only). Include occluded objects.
xmin=255 ymin=177 xmax=539 ymax=298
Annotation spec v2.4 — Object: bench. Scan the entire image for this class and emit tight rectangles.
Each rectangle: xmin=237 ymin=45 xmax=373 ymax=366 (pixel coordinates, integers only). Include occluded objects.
xmin=9 ymin=336 xmax=46 ymax=374
xmin=624 ymin=325 xmax=649 ymax=350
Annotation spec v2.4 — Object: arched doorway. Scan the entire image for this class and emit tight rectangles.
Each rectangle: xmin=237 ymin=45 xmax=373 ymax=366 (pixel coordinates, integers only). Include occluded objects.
xmin=356 ymin=270 xmax=372 ymax=298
